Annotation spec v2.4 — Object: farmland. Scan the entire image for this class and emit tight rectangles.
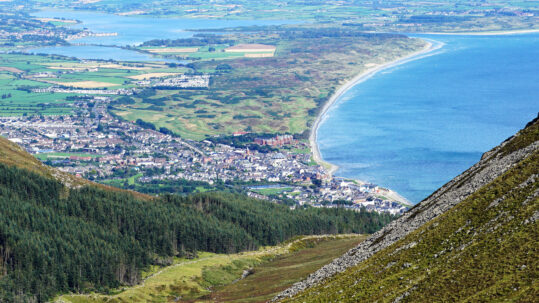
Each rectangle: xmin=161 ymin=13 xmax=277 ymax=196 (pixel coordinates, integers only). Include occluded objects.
xmin=0 ymin=25 xmax=425 ymax=140
xmin=26 ymin=0 xmax=539 ymax=33
xmin=0 ymin=53 xmax=188 ymax=116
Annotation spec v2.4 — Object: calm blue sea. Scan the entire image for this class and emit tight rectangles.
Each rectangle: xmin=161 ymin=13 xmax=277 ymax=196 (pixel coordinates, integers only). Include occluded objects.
xmin=317 ymin=34 xmax=539 ymax=203
xmin=32 ymin=9 xmax=295 ymax=46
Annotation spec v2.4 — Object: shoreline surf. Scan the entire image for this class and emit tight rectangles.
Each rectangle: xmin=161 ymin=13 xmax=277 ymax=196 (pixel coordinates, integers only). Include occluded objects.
xmin=309 ymin=38 xmax=442 ymax=204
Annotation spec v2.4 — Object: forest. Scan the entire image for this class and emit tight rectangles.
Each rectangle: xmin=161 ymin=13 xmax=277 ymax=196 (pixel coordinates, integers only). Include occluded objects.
xmin=0 ymin=163 xmax=396 ymax=302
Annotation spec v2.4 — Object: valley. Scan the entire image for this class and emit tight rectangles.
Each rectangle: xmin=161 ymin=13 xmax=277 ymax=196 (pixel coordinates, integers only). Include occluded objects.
xmin=0 ymin=8 xmax=424 ymax=211
xmin=0 ymin=1 xmax=537 ymax=302
xmin=55 ymin=235 xmax=365 ymax=303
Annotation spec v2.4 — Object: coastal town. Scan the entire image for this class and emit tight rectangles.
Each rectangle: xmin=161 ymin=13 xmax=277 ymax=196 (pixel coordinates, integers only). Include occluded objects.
xmin=0 ymin=13 xmax=117 ymax=48
xmin=0 ymin=94 xmax=410 ymax=214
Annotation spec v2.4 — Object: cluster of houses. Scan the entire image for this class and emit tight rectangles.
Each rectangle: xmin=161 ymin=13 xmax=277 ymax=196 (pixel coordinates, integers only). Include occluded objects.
xmin=135 ymin=75 xmax=210 ymax=88
xmin=0 ymin=18 xmax=114 ymax=44
xmin=254 ymin=134 xmax=294 ymax=146
xmin=0 ymin=28 xmax=66 ymax=41
xmin=30 ymin=74 xmax=210 ymax=96
xmin=0 ymin=95 xmax=409 ymax=214
xmin=32 ymin=86 xmax=136 ymax=95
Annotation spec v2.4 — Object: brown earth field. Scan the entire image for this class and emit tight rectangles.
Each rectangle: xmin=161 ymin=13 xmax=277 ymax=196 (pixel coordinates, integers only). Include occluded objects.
xmin=0 ymin=66 xmax=24 ymax=73
xmin=128 ymin=72 xmax=180 ymax=80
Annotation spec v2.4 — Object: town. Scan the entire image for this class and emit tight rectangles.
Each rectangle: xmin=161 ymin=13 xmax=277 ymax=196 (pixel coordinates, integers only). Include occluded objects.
xmin=0 ymin=94 xmax=410 ymax=214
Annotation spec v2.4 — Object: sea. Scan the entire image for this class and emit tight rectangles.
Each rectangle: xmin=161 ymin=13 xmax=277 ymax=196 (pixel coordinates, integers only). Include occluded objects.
xmin=29 ymin=9 xmax=296 ymax=61
xmin=317 ymin=33 xmax=539 ymax=203
xmin=26 ymin=11 xmax=539 ymax=203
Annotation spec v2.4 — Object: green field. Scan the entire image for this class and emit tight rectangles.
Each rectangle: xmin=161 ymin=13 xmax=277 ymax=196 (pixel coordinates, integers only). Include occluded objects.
xmin=101 ymin=172 xmax=144 ymax=187
xmin=252 ymin=187 xmax=293 ymax=195
xmin=209 ymin=235 xmax=366 ymax=302
xmin=0 ymin=53 xmax=189 ymax=116
xmin=29 ymin=0 xmax=539 ymax=33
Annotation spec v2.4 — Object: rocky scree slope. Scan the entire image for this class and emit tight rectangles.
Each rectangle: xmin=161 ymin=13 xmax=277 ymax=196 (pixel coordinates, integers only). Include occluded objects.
xmin=274 ymin=115 xmax=539 ymax=302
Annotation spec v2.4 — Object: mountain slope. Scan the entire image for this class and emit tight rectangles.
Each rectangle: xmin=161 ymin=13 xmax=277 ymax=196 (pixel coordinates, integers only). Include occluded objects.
xmin=276 ymin=116 xmax=539 ymax=302
xmin=0 ymin=137 xmax=397 ymax=302
xmin=0 ymin=136 xmax=151 ymax=200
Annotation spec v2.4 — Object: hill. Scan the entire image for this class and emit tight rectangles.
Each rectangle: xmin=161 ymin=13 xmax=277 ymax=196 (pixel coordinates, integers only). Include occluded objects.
xmin=0 ymin=137 xmax=396 ymax=302
xmin=0 ymin=136 xmax=151 ymax=200
xmin=275 ymin=115 xmax=539 ymax=302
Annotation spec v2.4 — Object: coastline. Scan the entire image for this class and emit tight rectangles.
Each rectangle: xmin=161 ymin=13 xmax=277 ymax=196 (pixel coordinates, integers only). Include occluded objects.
xmin=309 ymin=39 xmax=441 ymax=204
xmin=421 ymin=28 xmax=539 ymax=36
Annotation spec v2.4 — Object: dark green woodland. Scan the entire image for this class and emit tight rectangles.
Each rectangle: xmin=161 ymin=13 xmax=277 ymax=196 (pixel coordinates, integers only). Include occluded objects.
xmin=0 ymin=162 xmax=395 ymax=302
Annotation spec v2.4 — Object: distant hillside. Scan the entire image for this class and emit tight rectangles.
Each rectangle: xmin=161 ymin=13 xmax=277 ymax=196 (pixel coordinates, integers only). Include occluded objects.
xmin=0 ymin=138 xmax=396 ymax=302
xmin=0 ymin=136 xmax=151 ymax=200
xmin=276 ymin=115 xmax=539 ymax=302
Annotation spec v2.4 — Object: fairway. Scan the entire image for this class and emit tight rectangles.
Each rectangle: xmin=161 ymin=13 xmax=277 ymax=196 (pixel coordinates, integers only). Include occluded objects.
xmin=48 ymin=80 xmax=120 ymax=88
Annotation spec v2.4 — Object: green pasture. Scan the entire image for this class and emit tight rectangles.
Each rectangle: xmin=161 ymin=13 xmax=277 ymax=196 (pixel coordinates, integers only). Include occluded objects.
xmin=251 ymin=187 xmax=293 ymax=195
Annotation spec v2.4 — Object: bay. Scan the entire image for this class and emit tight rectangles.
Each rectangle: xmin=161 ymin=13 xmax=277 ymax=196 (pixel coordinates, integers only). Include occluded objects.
xmin=317 ymin=33 xmax=539 ymax=203
xmin=30 ymin=9 xmax=296 ymax=61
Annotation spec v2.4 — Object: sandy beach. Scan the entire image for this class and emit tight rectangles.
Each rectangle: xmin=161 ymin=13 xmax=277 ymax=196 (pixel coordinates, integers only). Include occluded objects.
xmin=309 ymin=39 xmax=441 ymax=204
xmin=310 ymin=40 xmax=440 ymax=171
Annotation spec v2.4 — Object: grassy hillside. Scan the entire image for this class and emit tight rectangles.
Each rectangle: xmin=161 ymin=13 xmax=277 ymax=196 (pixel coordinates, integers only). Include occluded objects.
xmin=281 ymin=118 xmax=539 ymax=302
xmin=55 ymin=235 xmax=365 ymax=303
xmin=209 ymin=235 xmax=366 ymax=303
xmin=0 ymin=139 xmax=396 ymax=302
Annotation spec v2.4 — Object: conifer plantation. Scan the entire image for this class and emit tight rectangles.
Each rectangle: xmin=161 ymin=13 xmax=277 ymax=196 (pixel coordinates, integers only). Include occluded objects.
xmin=0 ymin=163 xmax=395 ymax=302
